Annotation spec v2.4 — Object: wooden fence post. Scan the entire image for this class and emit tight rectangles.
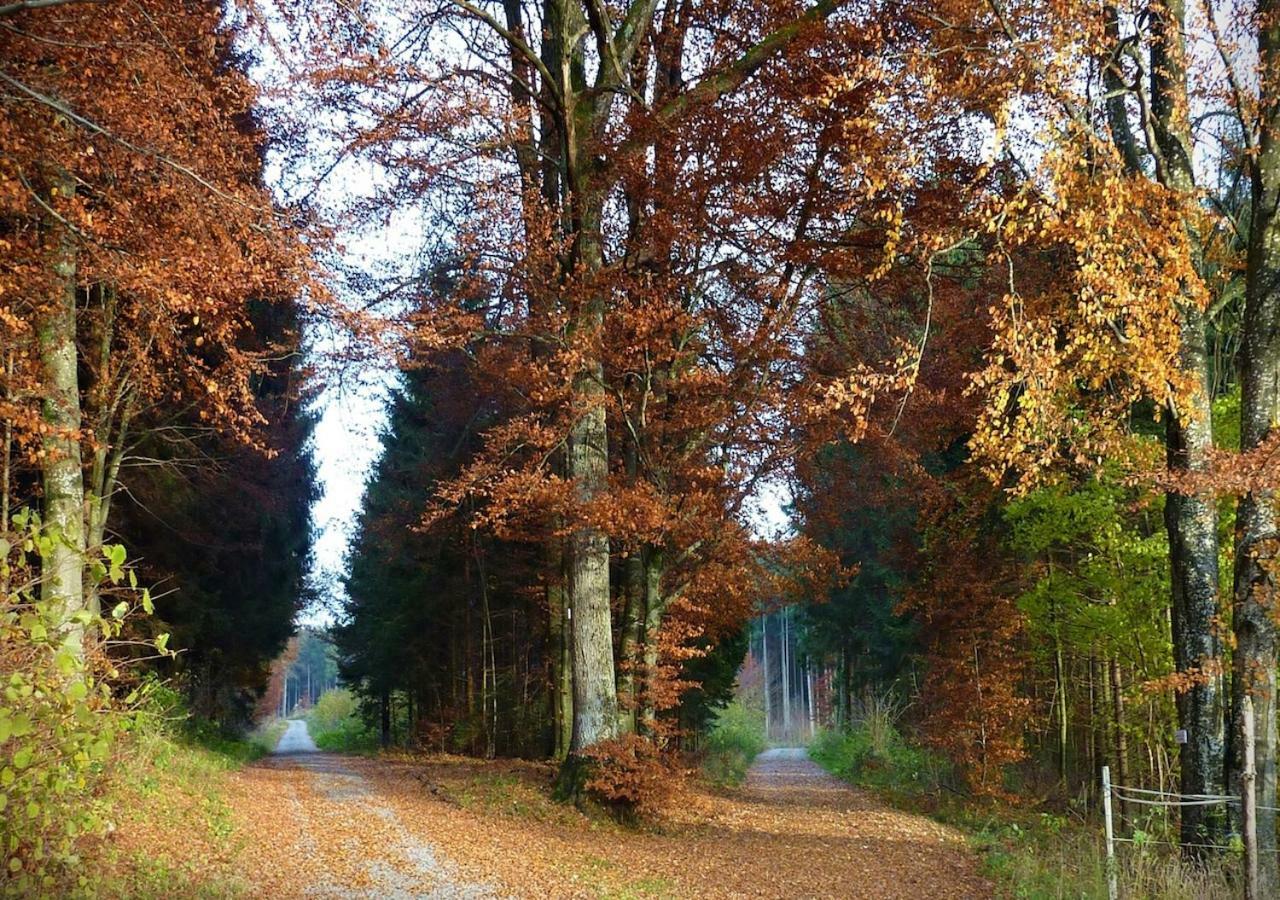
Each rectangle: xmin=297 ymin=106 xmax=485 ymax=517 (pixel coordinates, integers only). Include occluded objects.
xmin=1243 ymin=695 xmax=1258 ymax=900
xmin=1102 ymin=764 xmax=1118 ymax=900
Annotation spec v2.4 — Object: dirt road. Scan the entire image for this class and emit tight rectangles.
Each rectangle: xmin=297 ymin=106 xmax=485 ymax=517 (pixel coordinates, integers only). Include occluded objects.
xmin=274 ymin=719 xmax=320 ymax=754
xmin=230 ymin=744 xmax=991 ymax=898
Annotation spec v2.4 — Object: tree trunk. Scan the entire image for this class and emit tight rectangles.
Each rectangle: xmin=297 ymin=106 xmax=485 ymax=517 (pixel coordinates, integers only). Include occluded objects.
xmin=1148 ymin=0 xmax=1226 ymax=852
xmin=781 ymin=606 xmax=792 ymax=739
xmin=380 ymin=690 xmax=391 ymax=749
xmin=1231 ymin=1 xmax=1280 ymax=884
xmin=763 ymin=614 xmax=772 ymax=739
xmin=1111 ymin=658 xmax=1129 ymax=822
xmin=549 ymin=556 xmax=573 ymax=760
xmin=35 ymin=165 xmax=86 ymax=642
xmin=639 ymin=549 xmax=666 ymax=737
xmin=567 ymin=381 xmax=617 ymax=753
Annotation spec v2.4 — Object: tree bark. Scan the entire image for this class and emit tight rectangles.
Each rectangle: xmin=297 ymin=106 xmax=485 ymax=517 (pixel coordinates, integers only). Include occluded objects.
xmin=1230 ymin=0 xmax=1280 ymax=884
xmin=639 ymin=548 xmax=665 ymax=736
xmin=35 ymin=164 xmax=86 ymax=645
xmin=1147 ymin=0 xmax=1226 ymax=852
xmin=1111 ymin=658 xmax=1129 ymax=822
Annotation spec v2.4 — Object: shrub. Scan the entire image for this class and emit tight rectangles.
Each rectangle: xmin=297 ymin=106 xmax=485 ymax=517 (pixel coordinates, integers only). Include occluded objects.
xmin=306 ymin=687 xmax=358 ymax=734
xmin=0 ymin=511 xmax=170 ymax=894
xmin=702 ymin=700 xmax=766 ymax=786
xmin=578 ymin=734 xmax=676 ymax=814
xmin=809 ymin=721 xmax=945 ymax=794
xmin=306 ymin=688 xmax=377 ymax=752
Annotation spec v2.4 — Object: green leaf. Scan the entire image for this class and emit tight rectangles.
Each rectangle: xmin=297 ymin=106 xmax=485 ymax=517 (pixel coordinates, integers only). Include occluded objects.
xmin=54 ymin=650 xmax=77 ymax=677
xmin=111 ymin=601 xmax=128 ymax=620
xmin=67 ymin=681 xmax=88 ymax=702
xmin=13 ymin=746 xmax=32 ymax=769
xmin=155 ymin=633 xmax=170 ymax=654
xmin=141 ymin=589 xmax=153 ymax=615
xmin=106 ymin=544 xmax=126 ymax=568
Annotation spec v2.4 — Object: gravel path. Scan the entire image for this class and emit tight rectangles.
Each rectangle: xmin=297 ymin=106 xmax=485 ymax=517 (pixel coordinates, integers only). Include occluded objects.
xmin=230 ymin=745 xmax=991 ymax=898
xmin=234 ymin=751 xmax=497 ymax=898
xmin=274 ymin=719 xmax=320 ymax=754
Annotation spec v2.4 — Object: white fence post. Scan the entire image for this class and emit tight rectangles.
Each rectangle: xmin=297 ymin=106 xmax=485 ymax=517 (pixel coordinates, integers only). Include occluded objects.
xmin=1243 ymin=696 xmax=1258 ymax=900
xmin=1102 ymin=765 xmax=1118 ymax=900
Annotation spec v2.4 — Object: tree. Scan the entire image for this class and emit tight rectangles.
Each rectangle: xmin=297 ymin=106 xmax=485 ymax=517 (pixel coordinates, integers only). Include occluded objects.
xmin=0 ymin=0 xmax=312 ymax=660
xmin=260 ymin=0 xmax=948 ymax=794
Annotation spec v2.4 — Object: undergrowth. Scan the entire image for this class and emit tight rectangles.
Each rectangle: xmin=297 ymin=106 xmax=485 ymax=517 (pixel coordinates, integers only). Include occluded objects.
xmin=306 ymin=688 xmax=378 ymax=753
xmin=701 ymin=700 xmax=765 ymax=787
xmin=90 ymin=702 xmax=257 ymax=898
xmin=808 ymin=709 xmax=1236 ymax=899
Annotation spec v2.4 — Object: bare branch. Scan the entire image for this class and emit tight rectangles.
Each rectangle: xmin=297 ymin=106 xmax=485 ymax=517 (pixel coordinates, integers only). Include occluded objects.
xmin=443 ymin=0 xmax=562 ymax=109
xmin=0 ymin=0 xmax=100 ymax=17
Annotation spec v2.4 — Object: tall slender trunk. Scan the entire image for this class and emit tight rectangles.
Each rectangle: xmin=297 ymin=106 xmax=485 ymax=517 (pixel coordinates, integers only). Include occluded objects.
xmin=1111 ymin=658 xmax=1130 ymax=822
xmin=1231 ymin=1 xmax=1280 ymax=884
xmin=616 ymin=437 xmax=645 ymax=734
xmin=1147 ymin=0 xmax=1225 ymax=851
xmin=781 ymin=607 xmax=791 ymax=738
xmin=36 ymin=165 xmax=85 ymax=644
xmin=762 ymin=614 xmax=771 ymax=739
xmin=1051 ymin=593 xmax=1068 ymax=785
xmin=639 ymin=549 xmax=665 ymax=736
xmin=2 ymin=349 xmax=12 ymax=534
xmin=548 ymin=554 xmax=573 ymax=759
xmin=380 ymin=690 xmax=391 ymax=749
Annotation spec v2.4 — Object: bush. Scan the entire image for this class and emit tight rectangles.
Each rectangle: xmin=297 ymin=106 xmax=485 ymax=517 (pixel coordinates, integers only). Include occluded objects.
xmin=0 ymin=512 xmax=171 ymax=894
xmin=306 ymin=688 xmax=377 ymax=752
xmin=577 ymin=734 xmax=675 ymax=814
xmin=702 ymin=700 xmax=765 ymax=786
xmin=306 ymin=687 xmax=357 ymax=734
xmin=809 ymin=722 xmax=945 ymax=794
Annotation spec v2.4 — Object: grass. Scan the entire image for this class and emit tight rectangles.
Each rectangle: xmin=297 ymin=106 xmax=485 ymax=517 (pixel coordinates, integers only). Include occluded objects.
xmin=246 ymin=717 xmax=289 ymax=755
xmin=967 ymin=819 xmax=1235 ymax=899
xmin=572 ymin=855 xmax=676 ymax=898
xmin=84 ymin=706 xmax=267 ymax=897
xmin=701 ymin=700 xmax=766 ymax=787
xmin=806 ymin=698 xmax=1236 ymax=899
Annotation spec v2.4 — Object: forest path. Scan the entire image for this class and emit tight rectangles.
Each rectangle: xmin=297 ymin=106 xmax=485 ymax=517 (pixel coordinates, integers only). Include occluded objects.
xmin=274 ymin=718 xmax=320 ymax=754
xmin=232 ymin=751 xmax=497 ymax=898
xmin=228 ymin=749 xmax=990 ymax=898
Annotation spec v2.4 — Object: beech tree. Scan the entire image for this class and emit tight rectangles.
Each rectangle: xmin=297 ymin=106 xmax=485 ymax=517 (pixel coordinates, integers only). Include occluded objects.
xmin=0 ymin=0 xmax=311 ymax=652
xmin=259 ymin=0 xmax=950 ymax=789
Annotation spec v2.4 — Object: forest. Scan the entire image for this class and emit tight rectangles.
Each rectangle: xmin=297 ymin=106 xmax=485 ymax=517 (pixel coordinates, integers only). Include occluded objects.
xmin=0 ymin=0 xmax=1276 ymax=897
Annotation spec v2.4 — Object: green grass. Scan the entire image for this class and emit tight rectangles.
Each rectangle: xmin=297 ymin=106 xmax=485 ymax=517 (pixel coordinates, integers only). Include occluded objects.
xmin=701 ymin=700 xmax=766 ymax=787
xmin=246 ymin=717 xmax=289 ymax=755
xmin=808 ymin=723 xmax=946 ymax=796
xmin=573 ymin=855 xmax=675 ymax=898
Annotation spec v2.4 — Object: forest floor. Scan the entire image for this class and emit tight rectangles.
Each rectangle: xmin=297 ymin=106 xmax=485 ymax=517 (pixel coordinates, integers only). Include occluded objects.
xmin=224 ymin=730 xmax=991 ymax=898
